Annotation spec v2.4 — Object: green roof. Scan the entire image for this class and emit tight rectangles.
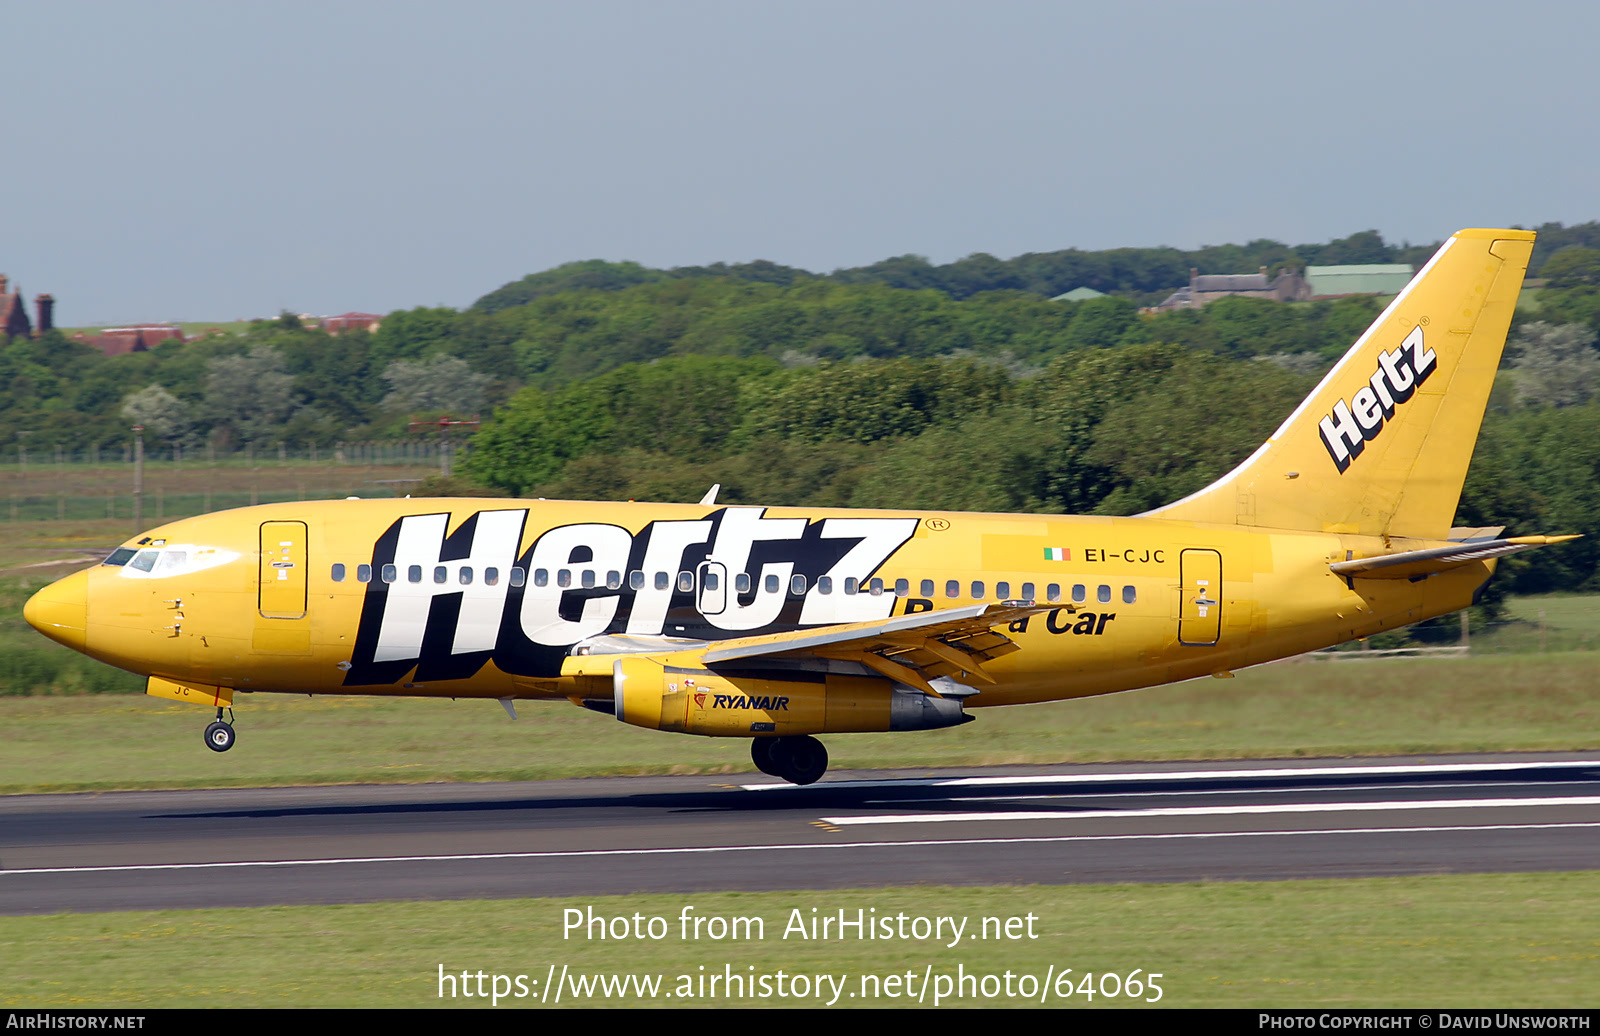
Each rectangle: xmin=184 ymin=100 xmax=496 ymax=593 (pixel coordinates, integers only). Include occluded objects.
xmin=1305 ymin=264 xmax=1414 ymax=297
xmin=1051 ymin=286 xmax=1106 ymax=302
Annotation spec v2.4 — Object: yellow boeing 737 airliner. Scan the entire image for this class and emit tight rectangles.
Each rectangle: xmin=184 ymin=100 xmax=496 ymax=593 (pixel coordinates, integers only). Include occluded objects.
xmin=23 ymin=228 xmax=1577 ymax=784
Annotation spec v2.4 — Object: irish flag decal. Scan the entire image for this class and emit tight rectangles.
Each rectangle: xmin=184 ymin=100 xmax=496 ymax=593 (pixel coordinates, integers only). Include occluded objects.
xmin=1044 ymin=547 xmax=1069 ymax=561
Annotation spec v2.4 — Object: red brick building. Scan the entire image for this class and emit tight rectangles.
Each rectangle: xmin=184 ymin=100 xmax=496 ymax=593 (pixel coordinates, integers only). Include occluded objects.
xmin=0 ymin=274 xmax=53 ymax=339
xmin=321 ymin=312 xmax=383 ymax=334
xmin=80 ymin=326 xmax=185 ymax=357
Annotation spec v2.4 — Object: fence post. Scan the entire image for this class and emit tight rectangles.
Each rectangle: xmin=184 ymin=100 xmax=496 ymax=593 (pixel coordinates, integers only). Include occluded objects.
xmin=132 ymin=426 xmax=144 ymax=531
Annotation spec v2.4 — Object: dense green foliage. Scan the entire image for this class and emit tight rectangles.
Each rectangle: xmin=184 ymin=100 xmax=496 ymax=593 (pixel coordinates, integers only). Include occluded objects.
xmin=7 ymin=223 xmax=1600 ymax=600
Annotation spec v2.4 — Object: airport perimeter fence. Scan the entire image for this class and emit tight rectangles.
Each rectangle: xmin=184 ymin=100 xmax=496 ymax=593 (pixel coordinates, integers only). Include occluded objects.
xmin=1309 ymin=616 xmax=1599 ymax=655
xmin=0 ymin=439 xmax=472 ymax=524
xmin=0 ymin=439 xmax=459 ymax=469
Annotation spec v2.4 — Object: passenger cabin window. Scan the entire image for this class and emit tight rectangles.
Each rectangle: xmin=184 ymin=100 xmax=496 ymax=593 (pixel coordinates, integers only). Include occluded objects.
xmin=630 ymin=571 xmax=645 ymax=590
xmin=1021 ymin=581 xmax=1036 ymax=601
xmin=1072 ymin=584 xmax=1086 ymax=603
xmin=765 ymin=573 xmax=780 ymax=594
xmin=460 ymin=567 xmax=473 ymax=585
xmin=509 ymin=567 xmax=526 ymax=587
xmin=970 ymin=580 xmax=985 ymax=599
xmin=433 ymin=566 xmax=447 ymax=584
xmin=1098 ymin=584 xmax=1111 ymax=604
xmin=996 ymin=581 xmax=1011 ymax=599
xmin=533 ymin=569 xmax=549 ymax=587
xmin=407 ymin=565 xmax=423 ymax=584
xmin=791 ymin=574 xmax=807 ymax=595
xmin=895 ymin=578 xmax=909 ymax=597
xmin=580 ymin=570 xmax=595 ymax=589
xmin=357 ymin=564 xmax=372 ymax=583
xmin=817 ymin=576 xmax=833 ymax=595
xmin=843 ymin=577 xmax=858 ymax=595
xmin=654 ymin=571 xmax=669 ymax=591
xmin=483 ymin=568 xmax=498 ymax=586
xmin=557 ymin=569 xmax=572 ymax=588
xmin=677 ymin=571 xmax=693 ymax=592
xmin=1123 ymin=585 xmax=1137 ymax=604
xmin=381 ymin=564 xmax=397 ymax=584
xmin=921 ymin=579 xmax=935 ymax=597
xmin=331 ymin=563 xmax=346 ymax=582
xmin=868 ymin=577 xmax=884 ymax=596
xmin=1047 ymin=583 xmax=1061 ymax=602
xmin=734 ymin=573 xmax=750 ymax=594
xmin=946 ymin=580 xmax=960 ymax=599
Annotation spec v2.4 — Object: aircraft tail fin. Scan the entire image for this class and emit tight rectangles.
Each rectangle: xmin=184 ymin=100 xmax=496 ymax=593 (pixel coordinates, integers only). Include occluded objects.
xmin=1142 ymin=228 xmax=1535 ymax=539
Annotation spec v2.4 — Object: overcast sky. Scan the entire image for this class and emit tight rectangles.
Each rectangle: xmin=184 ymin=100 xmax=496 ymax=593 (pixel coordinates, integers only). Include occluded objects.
xmin=3 ymin=0 xmax=1595 ymax=325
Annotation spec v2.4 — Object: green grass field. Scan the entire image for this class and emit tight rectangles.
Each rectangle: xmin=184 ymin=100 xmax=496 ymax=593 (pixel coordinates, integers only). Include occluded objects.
xmin=0 ymin=650 xmax=1594 ymax=794
xmin=4 ymin=875 xmax=1596 ymax=1008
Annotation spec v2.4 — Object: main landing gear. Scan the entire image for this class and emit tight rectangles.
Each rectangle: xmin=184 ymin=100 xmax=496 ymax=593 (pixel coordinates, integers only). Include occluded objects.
xmin=204 ymin=707 xmax=236 ymax=753
xmin=750 ymin=735 xmax=828 ymax=786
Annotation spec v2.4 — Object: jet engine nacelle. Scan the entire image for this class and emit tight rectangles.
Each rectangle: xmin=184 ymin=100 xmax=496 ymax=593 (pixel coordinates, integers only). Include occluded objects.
xmin=609 ymin=656 xmax=971 ymax=737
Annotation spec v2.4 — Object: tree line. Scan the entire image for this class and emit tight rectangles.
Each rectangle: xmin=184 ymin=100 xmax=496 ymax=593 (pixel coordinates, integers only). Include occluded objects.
xmin=2 ymin=227 xmax=1598 ymax=601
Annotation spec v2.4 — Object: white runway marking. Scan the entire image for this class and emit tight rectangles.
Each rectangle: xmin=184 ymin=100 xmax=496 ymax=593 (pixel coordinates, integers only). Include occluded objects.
xmin=3 ymin=822 xmax=1598 ymax=877
xmin=821 ymin=795 xmax=1600 ymax=826
xmin=737 ymin=759 xmax=1600 ymax=792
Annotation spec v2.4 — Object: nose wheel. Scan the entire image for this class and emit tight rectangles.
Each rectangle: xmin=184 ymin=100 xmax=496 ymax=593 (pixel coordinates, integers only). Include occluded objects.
xmin=749 ymin=735 xmax=828 ymax=785
xmin=204 ymin=708 xmax=236 ymax=753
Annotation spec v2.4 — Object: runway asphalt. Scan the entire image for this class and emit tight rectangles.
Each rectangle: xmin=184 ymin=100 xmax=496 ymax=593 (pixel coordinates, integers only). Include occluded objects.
xmin=1 ymin=752 xmax=1596 ymax=914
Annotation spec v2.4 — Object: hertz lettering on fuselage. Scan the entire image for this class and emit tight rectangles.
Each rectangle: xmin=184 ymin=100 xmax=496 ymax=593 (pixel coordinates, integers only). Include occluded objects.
xmin=1318 ymin=325 xmax=1437 ymax=473
xmin=345 ymin=506 xmax=916 ymax=686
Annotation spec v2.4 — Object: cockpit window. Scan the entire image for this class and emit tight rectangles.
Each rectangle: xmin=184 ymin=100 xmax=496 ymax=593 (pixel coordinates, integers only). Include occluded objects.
xmin=114 ymin=544 xmax=240 ymax=579
xmin=154 ymin=551 xmax=188 ymax=574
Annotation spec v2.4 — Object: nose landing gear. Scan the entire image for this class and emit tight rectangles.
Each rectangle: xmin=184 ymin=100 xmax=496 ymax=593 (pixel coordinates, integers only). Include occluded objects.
xmin=203 ymin=707 xmax=236 ymax=753
xmin=750 ymin=735 xmax=828 ymax=785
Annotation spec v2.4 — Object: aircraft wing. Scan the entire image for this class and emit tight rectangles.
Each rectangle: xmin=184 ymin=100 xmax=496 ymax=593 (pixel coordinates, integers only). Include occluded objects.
xmin=698 ymin=600 xmax=1055 ymax=695
xmin=1329 ymin=534 xmax=1580 ymax=580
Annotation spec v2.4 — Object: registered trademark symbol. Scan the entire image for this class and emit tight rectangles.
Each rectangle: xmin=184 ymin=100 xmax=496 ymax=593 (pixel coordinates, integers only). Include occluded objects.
xmin=1419 ymin=316 xmax=1430 ymax=325
xmin=924 ymin=518 xmax=950 ymax=531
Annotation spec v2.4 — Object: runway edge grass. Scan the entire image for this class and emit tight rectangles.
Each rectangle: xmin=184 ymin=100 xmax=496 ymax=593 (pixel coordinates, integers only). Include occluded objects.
xmin=3 ymin=874 xmax=1597 ymax=1008
xmin=0 ymin=653 xmax=1596 ymax=794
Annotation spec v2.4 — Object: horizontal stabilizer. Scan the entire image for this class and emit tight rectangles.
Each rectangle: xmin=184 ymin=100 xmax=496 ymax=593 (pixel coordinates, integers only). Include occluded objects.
xmin=1329 ymin=535 xmax=1580 ymax=580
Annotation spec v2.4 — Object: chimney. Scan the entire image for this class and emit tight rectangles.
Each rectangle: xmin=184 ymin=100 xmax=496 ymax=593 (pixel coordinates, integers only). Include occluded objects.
xmin=0 ymin=274 xmax=8 ymax=296
xmin=35 ymin=294 xmax=54 ymax=334
xmin=1189 ymin=266 xmax=1198 ymax=290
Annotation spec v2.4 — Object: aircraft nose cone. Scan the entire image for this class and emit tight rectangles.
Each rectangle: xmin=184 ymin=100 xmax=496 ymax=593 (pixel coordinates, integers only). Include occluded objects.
xmin=24 ymin=569 xmax=90 ymax=652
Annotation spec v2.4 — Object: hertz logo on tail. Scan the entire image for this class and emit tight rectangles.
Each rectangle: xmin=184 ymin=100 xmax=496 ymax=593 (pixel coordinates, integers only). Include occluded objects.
xmin=1318 ymin=326 xmax=1437 ymax=473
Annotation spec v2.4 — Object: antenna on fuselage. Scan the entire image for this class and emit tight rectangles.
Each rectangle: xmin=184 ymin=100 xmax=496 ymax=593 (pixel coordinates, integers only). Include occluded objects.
xmin=698 ymin=483 xmax=721 ymax=506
